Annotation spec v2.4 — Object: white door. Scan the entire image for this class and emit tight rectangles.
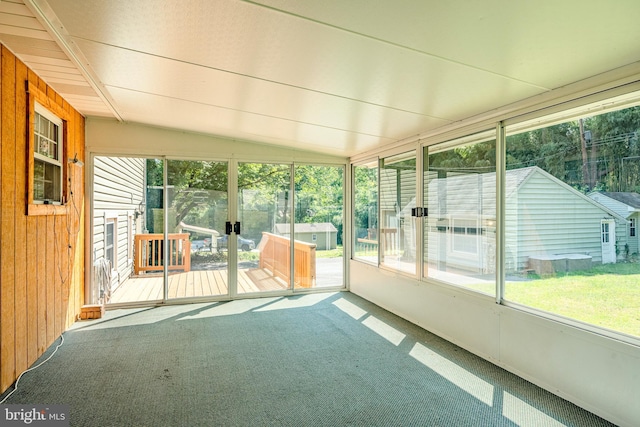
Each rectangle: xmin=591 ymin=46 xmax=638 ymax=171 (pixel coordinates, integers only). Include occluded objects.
xmin=601 ymin=219 xmax=616 ymax=264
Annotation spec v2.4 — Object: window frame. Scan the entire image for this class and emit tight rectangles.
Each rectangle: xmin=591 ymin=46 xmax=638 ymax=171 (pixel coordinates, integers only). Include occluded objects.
xmin=630 ymin=217 xmax=636 ymax=238
xmin=26 ymin=81 xmax=70 ymax=216
xmin=450 ymin=217 xmax=481 ymax=255
xmin=33 ymin=103 xmax=63 ymax=204
xmin=352 ymin=159 xmax=380 ymax=266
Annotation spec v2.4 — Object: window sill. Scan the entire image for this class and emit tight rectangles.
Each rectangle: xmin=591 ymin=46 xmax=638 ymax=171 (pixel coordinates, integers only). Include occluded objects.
xmin=28 ymin=204 xmax=67 ymax=216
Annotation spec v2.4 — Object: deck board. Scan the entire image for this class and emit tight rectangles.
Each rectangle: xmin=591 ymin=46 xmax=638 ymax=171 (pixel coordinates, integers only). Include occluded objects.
xmin=110 ymin=268 xmax=287 ymax=304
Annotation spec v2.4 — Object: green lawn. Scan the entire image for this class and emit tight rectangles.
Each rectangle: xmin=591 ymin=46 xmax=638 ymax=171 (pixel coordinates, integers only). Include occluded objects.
xmin=481 ymin=263 xmax=640 ymax=337
xmin=316 ymin=246 xmax=343 ymax=258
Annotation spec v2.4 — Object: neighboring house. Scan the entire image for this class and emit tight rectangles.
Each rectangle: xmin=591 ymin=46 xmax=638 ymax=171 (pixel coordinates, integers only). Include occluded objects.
xmin=425 ymin=166 xmax=627 ymax=273
xmin=588 ymin=191 xmax=640 ymax=258
xmin=93 ymin=157 xmax=146 ymax=300
xmin=274 ymin=223 xmax=338 ymax=250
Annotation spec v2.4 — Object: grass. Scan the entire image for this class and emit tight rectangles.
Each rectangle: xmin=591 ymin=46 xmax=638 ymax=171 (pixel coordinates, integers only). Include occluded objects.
xmin=472 ymin=263 xmax=640 ymax=337
xmin=316 ymin=246 xmax=343 ymax=258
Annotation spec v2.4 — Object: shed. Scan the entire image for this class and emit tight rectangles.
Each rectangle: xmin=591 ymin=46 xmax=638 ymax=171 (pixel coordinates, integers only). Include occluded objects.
xmin=274 ymin=223 xmax=338 ymax=250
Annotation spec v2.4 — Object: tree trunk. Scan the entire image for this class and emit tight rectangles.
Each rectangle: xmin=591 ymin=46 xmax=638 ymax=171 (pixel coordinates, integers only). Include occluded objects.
xmin=578 ymin=119 xmax=591 ymax=189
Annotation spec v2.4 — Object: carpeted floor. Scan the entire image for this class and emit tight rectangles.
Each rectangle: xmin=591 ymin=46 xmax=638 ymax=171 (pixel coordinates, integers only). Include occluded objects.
xmin=1 ymin=292 xmax=615 ymax=426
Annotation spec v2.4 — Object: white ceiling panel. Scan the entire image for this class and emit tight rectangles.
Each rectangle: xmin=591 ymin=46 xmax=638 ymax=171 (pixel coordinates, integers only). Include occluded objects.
xmin=73 ymin=38 xmax=450 ymax=141
xmin=2 ymin=0 xmax=639 ymax=157
xmin=107 ymin=86 xmax=394 ymax=156
xmin=249 ymin=0 xmax=640 ymax=88
xmin=47 ymin=0 xmax=547 ymax=116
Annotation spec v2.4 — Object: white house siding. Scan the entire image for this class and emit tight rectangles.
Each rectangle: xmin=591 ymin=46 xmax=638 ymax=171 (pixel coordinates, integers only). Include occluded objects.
xmin=380 ymin=166 xmax=416 ymax=261
xmin=508 ymin=170 xmax=625 ymax=270
xmin=93 ymin=156 xmax=146 ymax=294
xmin=423 ymin=167 xmax=626 ymax=273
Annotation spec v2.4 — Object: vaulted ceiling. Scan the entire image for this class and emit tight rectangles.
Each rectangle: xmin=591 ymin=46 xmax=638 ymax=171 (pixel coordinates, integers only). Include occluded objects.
xmin=2 ymin=0 xmax=640 ymax=157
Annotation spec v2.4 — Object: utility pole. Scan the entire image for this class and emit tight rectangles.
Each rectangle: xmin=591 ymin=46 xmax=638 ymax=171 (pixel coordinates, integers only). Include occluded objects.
xmin=579 ymin=118 xmax=590 ymax=189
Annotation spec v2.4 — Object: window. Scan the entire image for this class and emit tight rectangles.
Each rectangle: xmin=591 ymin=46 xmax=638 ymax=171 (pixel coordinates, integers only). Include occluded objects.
xmin=630 ymin=218 xmax=636 ymax=237
xmin=602 ymin=222 xmax=610 ymax=243
xmin=293 ymin=164 xmax=344 ymax=289
xmin=26 ymin=81 xmax=70 ymax=215
xmin=353 ymin=161 xmax=378 ymax=264
xmin=380 ymin=152 xmax=416 ymax=275
xmin=505 ymin=101 xmax=640 ymax=338
xmin=33 ymin=104 xmax=63 ymax=204
xmin=424 ymin=131 xmax=496 ymax=294
xmin=105 ymin=219 xmax=117 ymax=270
xmin=451 ymin=218 xmax=480 ymax=254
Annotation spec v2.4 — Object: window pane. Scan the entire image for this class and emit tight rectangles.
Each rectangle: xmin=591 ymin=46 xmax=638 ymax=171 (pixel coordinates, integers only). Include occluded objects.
xmin=106 ymin=222 xmax=115 ymax=267
xmin=294 ymin=164 xmax=344 ymax=289
xmin=33 ymin=158 xmax=61 ymax=203
xmin=35 ymin=112 xmax=60 ymax=161
xmin=505 ymin=104 xmax=640 ymax=338
xmin=353 ymin=162 xmax=378 ymax=263
xmin=380 ymin=152 xmax=415 ymax=275
xmin=168 ymin=159 xmax=229 ymax=299
xmin=238 ymin=162 xmax=290 ymax=295
xmin=424 ymin=135 xmax=496 ymax=295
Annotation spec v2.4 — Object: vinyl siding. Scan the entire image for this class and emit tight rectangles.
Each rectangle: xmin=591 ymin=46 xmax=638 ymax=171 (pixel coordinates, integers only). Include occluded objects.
xmin=508 ymin=171 xmax=623 ymax=269
xmin=93 ymin=156 xmax=145 ymax=293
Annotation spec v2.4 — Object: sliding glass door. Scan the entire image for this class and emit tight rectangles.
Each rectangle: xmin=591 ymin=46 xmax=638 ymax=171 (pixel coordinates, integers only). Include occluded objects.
xmin=236 ymin=162 xmax=291 ymax=294
xmin=166 ymin=159 xmax=229 ymax=301
xmin=99 ymin=157 xmax=345 ymax=306
xmin=294 ymin=164 xmax=344 ymax=289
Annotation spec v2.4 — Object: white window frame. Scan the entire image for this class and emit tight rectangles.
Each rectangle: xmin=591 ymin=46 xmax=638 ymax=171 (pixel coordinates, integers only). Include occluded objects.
xmin=630 ymin=217 xmax=636 ymax=238
xmin=32 ymin=103 xmax=63 ymax=205
xmin=602 ymin=221 xmax=610 ymax=243
xmin=450 ymin=217 xmax=480 ymax=255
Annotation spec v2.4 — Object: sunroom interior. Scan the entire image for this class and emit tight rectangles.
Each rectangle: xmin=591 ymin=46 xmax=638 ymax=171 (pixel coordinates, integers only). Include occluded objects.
xmin=1 ymin=0 xmax=640 ymax=425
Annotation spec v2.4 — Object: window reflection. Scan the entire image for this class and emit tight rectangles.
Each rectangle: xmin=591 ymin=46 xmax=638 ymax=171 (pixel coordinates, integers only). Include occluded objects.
xmin=380 ymin=152 xmax=416 ymax=275
xmin=424 ymin=135 xmax=496 ymax=294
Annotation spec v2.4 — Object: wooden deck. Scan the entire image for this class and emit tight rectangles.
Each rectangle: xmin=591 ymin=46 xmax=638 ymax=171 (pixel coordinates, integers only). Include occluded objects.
xmin=109 ymin=268 xmax=288 ymax=304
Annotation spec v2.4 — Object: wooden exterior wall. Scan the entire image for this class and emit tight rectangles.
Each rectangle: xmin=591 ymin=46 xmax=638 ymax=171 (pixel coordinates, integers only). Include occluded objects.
xmin=0 ymin=45 xmax=85 ymax=393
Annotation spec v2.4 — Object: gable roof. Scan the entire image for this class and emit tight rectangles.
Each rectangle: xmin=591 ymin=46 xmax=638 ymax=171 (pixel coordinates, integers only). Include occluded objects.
xmin=596 ymin=192 xmax=640 ymax=209
xmin=426 ymin=166 xmax=626 ymax=221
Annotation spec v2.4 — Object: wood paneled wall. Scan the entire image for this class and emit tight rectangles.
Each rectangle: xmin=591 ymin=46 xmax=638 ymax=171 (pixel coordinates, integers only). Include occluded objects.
xmin=1 ymin=45 xmax=85 ymax=393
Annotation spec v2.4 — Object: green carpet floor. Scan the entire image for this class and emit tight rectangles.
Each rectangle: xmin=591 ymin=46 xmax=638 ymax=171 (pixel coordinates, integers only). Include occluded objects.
xmin=1 ymin=292 xmax=614 ymax=426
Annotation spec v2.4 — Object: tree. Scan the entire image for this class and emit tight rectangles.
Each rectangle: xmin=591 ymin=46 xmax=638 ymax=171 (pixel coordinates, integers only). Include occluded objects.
xmin=294 ymin=165 xmax=344 ymax=244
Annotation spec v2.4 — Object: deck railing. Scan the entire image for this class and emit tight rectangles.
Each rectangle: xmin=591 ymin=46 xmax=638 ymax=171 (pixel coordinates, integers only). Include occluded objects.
xmin=134 ymin=233 xmax=191 ymax=275
xmin=356 ymin=227 xmax=398 ymax=254
xmin=259 ymin=232 xmax=316 ymax=288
